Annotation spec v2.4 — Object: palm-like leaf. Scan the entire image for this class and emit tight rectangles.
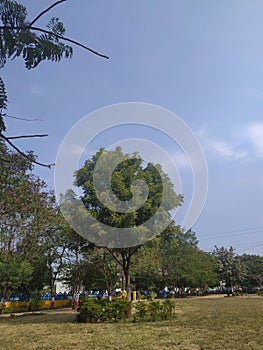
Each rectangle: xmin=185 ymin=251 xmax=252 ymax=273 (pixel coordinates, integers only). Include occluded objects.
xmin=0 ymin=76 xmax=7 ymax=132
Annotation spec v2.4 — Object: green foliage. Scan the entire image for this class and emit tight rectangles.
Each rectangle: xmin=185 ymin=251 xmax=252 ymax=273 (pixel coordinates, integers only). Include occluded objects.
xmin=76 ymin=298 xmax=132 ymax=323
xmin=3 ymin=303 xmax=29 ymax=314
xmin=107 ymin=299 xmax=132 ymax=322
xmin=0 ymin=1 xmax=73 ymax=70
xmin=240 ymin=254 xmax=263 ymax=289
xmin=0 ymin=141 xmax=67 ymax=301
xmin=133 ymin=301 xmax=148 ymax=322
xmin=148 ymin=301 xmax=161 ymax=321
xmin=71 ymin=147 xmax=182 ymax=300
xmin=77 ymin=299 xmax=104 ymax=323
xmin=213 ymin=246 xmax=247 ymax=288
xmin=0 ymin=0 xmax=73 ymax=132
xmin=74 ymin=147 xmax=182 ymax=240
xmin=133 ymin=300 xmax=176 ymax=323
xmin=0 ymin=257 xmax=33 ymax=301
xmin=0 ymin=76 xmax=7 ymax=131
xmin=28 ymin=290 xmax=41 ymax=312
xmin=161 ymin=299 xmax=175 ymax=319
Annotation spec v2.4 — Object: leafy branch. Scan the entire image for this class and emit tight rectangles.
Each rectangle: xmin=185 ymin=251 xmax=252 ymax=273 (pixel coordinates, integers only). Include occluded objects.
xmin=0 ymin=0 xmax=109 ymax=167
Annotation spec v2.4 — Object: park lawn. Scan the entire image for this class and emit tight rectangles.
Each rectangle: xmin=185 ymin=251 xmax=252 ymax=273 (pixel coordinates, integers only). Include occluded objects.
xmin=0 ymin=297 xmax=262 ymax=350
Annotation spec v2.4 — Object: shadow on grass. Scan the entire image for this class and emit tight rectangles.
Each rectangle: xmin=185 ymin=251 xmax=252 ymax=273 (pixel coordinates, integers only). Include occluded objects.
xmin=0 ymin=309 xmax=77 ymax=325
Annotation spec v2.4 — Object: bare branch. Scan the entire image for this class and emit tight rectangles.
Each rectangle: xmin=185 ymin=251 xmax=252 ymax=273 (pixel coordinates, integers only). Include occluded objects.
xmin=4 ymin=114 xmax=43 ymax=122
xmin=105 ymin=247 xmax=122 ymax=266
xmin=0 ymin=133 xmax=54 ymax=168
xmin=0 ymin=25 xmax=110 ymax=59
xmin=7 ymin=134 xmax=48 ymax=140
xmin=29 ymin=0 xmax=67 ymax=27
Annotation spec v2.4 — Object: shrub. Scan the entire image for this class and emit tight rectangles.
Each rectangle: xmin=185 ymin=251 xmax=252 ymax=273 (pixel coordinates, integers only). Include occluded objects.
xmin=161 ymin=299 xmax=175 ymax=319
xmin=133 ymin=301 xmax=148 ymax=322
xmin=76 ymin=298 xmax=132 ymax=323
xmin=3 ymin=304 xmax=29 ymax=314
xmin=148 ymin=301 xmax=161 ymax=321
xmin=77 ymin=299 xmax=104 ymax=323
xmin=109 ymin=299 xmax=132 ymax=321
xmin=133 ymin=300 xmax=176 ymax=322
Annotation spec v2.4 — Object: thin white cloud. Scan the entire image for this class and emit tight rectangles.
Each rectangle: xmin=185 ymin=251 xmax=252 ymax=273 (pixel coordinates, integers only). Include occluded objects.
xmin=197 ymin=127 xmax=248 ymax=161
xmin=246 ymin=123 xmax=263 ymax=157
xmin=210 ymin=140 xmax=248 ymax=160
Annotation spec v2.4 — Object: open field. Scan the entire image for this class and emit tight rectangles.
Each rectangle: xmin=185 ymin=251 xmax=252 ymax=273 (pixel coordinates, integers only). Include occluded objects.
xmin=0 ymin=297 xmax=262 ymax=350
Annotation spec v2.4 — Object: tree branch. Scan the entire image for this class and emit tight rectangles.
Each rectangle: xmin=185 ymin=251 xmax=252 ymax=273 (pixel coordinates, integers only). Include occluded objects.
xmin=0 ymin=25 xmax=110 ymax=59
xmin=4 ymin=114 xmax=43 ymax=122
xmin=105 ymin=247 xmax=122 ymax=267
xmin=7 ymin=134 xmax=48 ymax=140
xmin=30 ymin=26 xmax=110 ymax=59
xmin=0 ymin=133 xmax=54 ymax=168
xmin=29 ymin=0 xmax=67 ymax=27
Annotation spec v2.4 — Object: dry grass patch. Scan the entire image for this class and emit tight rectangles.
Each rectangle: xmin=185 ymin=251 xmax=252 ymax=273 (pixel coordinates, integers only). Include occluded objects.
xmin=0 ymin=297 xmax=262 ymax=350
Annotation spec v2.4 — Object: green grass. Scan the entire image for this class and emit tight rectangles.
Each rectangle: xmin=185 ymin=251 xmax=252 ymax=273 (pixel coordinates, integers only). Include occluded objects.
xmin=0 ymin=296 xmax=263 ymax=350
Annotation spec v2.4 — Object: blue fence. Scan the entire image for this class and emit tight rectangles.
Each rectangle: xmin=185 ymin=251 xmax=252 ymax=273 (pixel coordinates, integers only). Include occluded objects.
xmin=2 ymin=292 xmax=71 ymax=302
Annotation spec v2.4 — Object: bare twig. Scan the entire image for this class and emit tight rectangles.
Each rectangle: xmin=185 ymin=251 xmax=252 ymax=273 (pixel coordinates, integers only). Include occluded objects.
xmin=29 ymin=0 xmax=67 ymax=27
xmin=0 ymin=133 xmax=54 ymax=168
xmin=0 ymin=25 xmax=110 ymax=59
xmin=4 ymin=114 xmax=43 ymax=122
xmin=7 ymin=134 xmax=48 ymax=140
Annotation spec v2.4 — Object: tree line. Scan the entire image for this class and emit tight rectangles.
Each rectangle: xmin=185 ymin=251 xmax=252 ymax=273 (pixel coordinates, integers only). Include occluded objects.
xmin=1 ymin=143 xmax=262 ymax=307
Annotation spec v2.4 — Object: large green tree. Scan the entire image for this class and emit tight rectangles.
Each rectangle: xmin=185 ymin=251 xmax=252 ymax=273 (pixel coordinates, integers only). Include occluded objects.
xmin=72 ymin=147 xmax=182 ymax=300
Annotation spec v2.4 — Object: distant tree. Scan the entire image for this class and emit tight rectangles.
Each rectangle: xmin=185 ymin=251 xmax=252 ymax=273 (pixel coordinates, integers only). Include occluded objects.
xmin=159 ymin=225 xmax=198 ymax=291
xmin=240 ymin=254 xmax=263 ymax=289
xmin=213 ymin=246 xmax=247 ymax=294
xmin=186 ymin=249 xmax=218 ymax=291
xmin=132 ymin=225 xmax=218 ymax=293
xmin=0 ymin=0 xmax=108 ymax=166
xmin=43 ymin=214 xmax=71 ymax=306
xmin=64 ymin=246 xmax=120 ymax=301
xmin=131 ymin=238 xmax=162 ymax=291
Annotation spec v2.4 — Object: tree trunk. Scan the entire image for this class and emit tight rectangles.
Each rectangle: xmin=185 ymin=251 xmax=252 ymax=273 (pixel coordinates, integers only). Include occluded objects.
xmin=124 ymin=269 xmax=131 ymax=301
xmin=121 ymin=269 xmax=125 ymax=299
xmin=0 ymin=296 xmax=6 ymax=312
xmin=50 ymin=284 xmax=55 ymax=307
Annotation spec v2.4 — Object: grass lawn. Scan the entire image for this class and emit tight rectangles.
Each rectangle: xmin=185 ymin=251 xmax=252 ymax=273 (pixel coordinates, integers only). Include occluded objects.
xmin=0 ymin=296 xmax=262 ymax=350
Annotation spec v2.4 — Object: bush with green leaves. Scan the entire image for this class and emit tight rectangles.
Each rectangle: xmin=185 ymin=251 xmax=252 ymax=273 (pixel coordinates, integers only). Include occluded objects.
xmin=161 ymin=299 xmax=175 ymax=319
xmin=133 ymin=301 xmax=148 ymax=322
xmin=28 ymin=291 xmax=41 ymax=312
xmin=3 ymin=304 xmax=29 ymax=314
xmin=133 ymin=300 xmax=176 ymax=322
xmin=76 ymin=298 xmax=132 ymax=323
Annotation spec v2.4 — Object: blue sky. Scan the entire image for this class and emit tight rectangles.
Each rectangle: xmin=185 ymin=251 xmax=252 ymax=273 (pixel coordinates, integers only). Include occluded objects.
xmin=3 ymin=0 xmax=263 ymax=254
